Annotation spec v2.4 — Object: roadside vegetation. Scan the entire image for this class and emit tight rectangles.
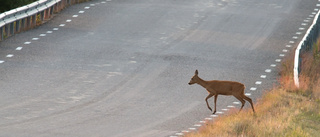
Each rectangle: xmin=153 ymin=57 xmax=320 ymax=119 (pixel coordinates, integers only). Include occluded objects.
xmin=0 ymin=0 xmax=38 ymax=13
xmin=186 ymin=42 xmax=320 ymax=136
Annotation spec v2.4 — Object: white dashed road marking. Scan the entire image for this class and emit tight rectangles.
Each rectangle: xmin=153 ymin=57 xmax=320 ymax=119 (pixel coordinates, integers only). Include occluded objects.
xmin=255 ymin=81 xmax=262 ymax=85
xmin=265 ymin=69 xmax=272 ymax=73
xmin=260 ymin=75 xmax=267 ymax=78
xmin=6 ymin=54 xmax=14 ymax=58
xmin=233 ymin=102 xmax=240 ymax=104
xmin=189 ymin=128 xmax=196 ymax=130
xmin=250 ymin=87 xmax=257 ymax=91
xmin=175 ymin=3 xmax=320 ymax=136
xmin=16 ymin=47 xmax=23 ymax=50
xmin=1 ymin=2 xmax=314 ymax=136
xmin=194 ymin=124 xmax=202 ymax=127
xmin=205 ymin=117 xmax=213 ymax=120
xmin=245 ymin=93 xmax=252 ymax=96
xmin=216 ymin=111 xmax=224 ymax=114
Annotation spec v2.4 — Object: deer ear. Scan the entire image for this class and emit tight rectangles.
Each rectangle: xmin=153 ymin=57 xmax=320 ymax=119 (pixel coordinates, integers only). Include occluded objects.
xmin=195 ymin=70 xmax=198 ymax=75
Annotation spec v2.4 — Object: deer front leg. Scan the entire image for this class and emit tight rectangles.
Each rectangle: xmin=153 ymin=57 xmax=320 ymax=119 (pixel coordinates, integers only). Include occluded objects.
xmin=212 ymin=94 xmax=218 ymax=114
xmin=205 ymin=94 xmax=214 ymax=112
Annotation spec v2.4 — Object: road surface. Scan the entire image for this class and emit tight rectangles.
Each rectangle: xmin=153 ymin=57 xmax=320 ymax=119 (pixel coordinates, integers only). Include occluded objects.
xmin=0 ymin=0 xmax=317 ymax=136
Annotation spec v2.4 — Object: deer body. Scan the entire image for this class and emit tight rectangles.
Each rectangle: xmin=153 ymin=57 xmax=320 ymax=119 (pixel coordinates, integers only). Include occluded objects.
xmin=189 ymin=70 xmax=255 ymax=114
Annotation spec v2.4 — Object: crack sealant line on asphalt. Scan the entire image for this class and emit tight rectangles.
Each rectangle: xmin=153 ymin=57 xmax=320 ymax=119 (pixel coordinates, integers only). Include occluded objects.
xmin=0 ymin=0 xmax=103 ymax=66
xmin=173 ymin=7 xmax=320 ymax=137
xmin=175 ymin=15 xmax=314 ymax=136
xmin=0 ymin=2 xmax=79 ymax=65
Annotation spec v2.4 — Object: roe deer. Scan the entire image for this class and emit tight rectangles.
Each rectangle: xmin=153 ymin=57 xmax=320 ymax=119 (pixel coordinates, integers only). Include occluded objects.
xmin=188 ymin=70 xmax=255 ymax=114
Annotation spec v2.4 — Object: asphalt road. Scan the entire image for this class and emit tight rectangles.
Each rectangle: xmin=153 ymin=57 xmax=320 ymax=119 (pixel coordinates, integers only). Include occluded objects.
xmin=0 ymin=0 xmax=317 ymax=136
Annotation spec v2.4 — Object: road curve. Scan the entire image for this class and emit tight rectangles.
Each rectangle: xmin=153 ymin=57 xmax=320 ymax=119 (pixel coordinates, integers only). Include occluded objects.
xmin=0 ymin=0 xmax=317 ymax=136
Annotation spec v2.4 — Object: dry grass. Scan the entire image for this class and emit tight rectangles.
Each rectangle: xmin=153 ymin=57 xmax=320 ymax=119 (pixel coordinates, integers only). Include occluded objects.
xmin=186 ymin=48 xmax=320 ymax=137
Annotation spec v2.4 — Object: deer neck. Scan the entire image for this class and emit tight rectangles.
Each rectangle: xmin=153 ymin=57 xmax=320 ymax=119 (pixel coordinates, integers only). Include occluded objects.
xmin=196 ymin=77 xmax=209 ymax=89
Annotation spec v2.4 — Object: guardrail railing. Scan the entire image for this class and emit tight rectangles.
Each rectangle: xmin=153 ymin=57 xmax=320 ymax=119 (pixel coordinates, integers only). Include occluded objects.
xmin=294 ymin=10 xmax=320 ymax=87
xmin=0 ymin=0 xmax=90 ymax=41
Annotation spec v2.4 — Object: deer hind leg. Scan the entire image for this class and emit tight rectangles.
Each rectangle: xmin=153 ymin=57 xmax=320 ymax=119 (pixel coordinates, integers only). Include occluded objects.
xmin=242 ymin=95 xmax=255 ymax=113
xmin=213 ymin=94 xmax=218 ymax=114
xmin=234 ymin=95 xmax=245 ymax=112
xmin=205 ymin=94 xmax=214 ymax=112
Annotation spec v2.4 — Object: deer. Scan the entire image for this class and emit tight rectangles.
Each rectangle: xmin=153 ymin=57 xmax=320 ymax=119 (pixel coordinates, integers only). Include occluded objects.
xmin=188 ymin=70 xmax=255 ymax=114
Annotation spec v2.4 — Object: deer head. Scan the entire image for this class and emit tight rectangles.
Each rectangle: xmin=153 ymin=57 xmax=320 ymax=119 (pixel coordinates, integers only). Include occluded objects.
xmin=188 ymin=70 xmax=199 ymax=85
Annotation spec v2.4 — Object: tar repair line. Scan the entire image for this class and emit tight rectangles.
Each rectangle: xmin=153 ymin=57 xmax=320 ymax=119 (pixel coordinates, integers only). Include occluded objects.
xmin=171 ymin=3 xmax=319 ymax=137
xmin=0 ymin=0 xmax=112 ymax=66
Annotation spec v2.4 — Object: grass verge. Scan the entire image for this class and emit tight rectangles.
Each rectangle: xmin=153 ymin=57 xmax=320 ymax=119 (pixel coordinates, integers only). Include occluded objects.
xmin=186 ymin=49 xmax=320 ymax=137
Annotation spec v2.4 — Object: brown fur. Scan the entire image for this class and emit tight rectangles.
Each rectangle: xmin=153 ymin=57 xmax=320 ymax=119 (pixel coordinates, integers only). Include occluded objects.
xmin=188 ymin=70 xmax=255 ymax=114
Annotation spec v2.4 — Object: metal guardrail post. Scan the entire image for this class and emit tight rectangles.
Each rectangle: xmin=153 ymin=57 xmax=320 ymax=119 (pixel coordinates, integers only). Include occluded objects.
xmin=0 ymin=27 xmax=3 ymax=41
xmin=0 ymin=0 xmax=90 ymax=41
xmin=15 ymin=20 xmax=20 ymax=33
xmin=26 ymin=16 xmax=31 ymax=30
xmin=21 ymin=18 xmax=26 ymax=31
xmin=4 ymin=25 xmax=9 ymax=37
xmin=9 ymin=23 xmax=14 ymax=36
xmin=32 ymin=14 xmax=36 ymax=27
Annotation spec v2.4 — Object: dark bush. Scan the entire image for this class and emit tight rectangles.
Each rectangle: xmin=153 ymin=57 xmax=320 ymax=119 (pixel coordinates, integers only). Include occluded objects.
xmin=0 ymin=0 xmax=37 ymax=13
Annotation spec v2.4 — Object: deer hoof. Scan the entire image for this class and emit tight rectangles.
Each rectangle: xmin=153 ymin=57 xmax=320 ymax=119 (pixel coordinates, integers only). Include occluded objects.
xmin=212 ymin=111 xmax=216 ymax=114
xmin=208 ymin=107 xmax=212 ymax=112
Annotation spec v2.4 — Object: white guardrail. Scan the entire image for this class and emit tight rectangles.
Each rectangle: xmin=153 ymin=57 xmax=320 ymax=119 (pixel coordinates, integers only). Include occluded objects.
xmin=0 ymin=0 xmax=88 ymax=41
xmin=294 ymin=9 xmax=320 ymax=88
xmin=1 ymin=0 xmax=318 ymax=88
